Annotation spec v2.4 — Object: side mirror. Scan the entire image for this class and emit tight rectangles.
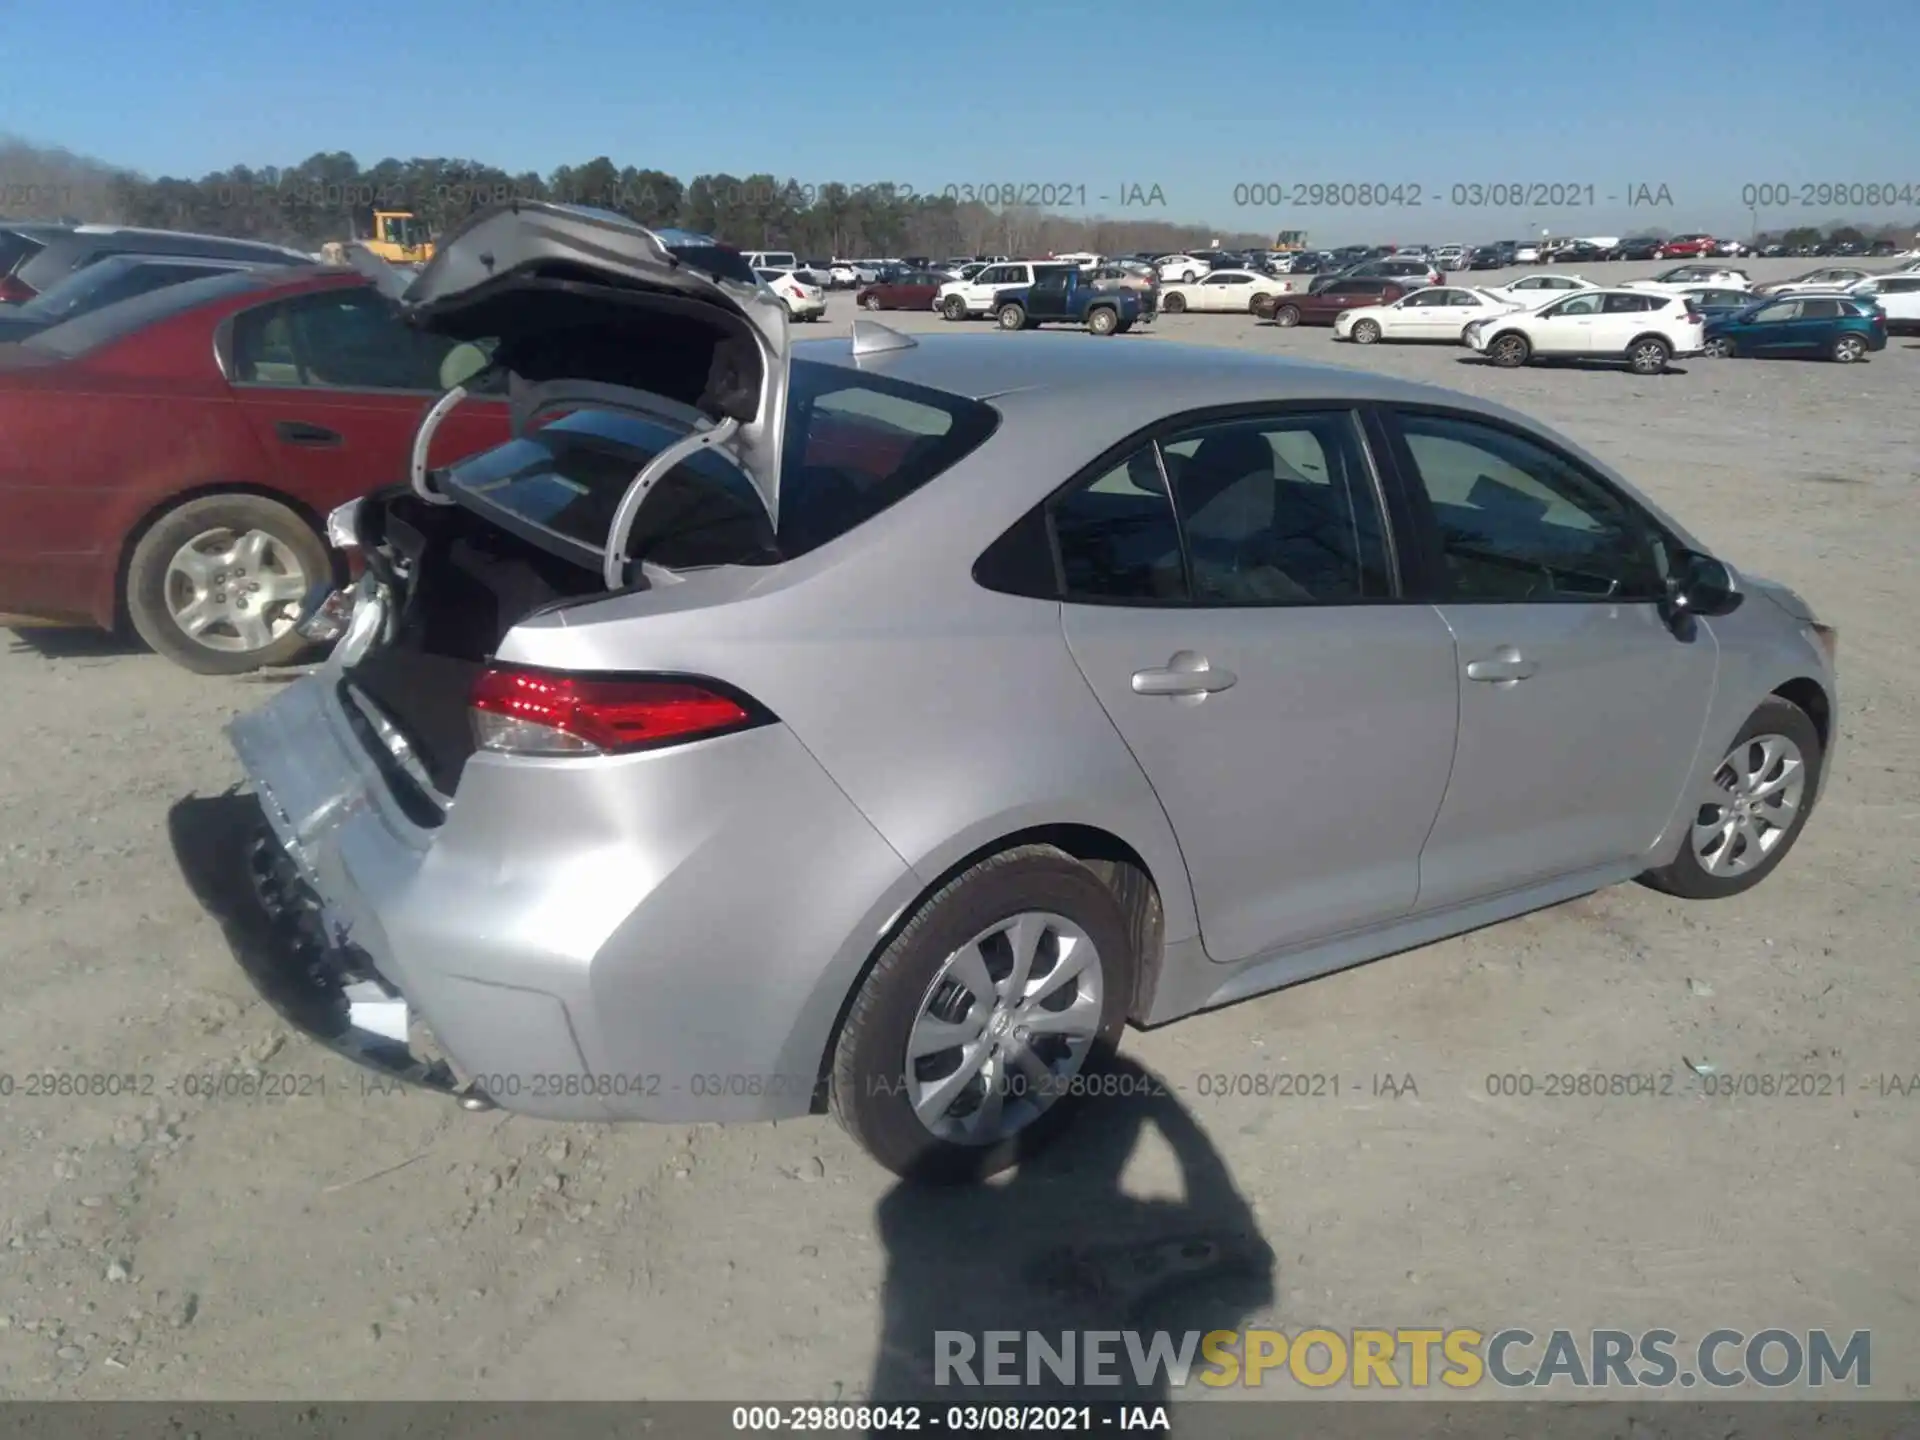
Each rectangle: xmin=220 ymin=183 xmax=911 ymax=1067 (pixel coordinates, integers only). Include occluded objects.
xmin=1662 ymin=550 xmax=1744 ymax=623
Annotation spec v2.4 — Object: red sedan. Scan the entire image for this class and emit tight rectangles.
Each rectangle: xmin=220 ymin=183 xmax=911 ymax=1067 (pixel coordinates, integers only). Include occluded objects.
xmin=855 ymin=269 xmax=948 ymax=312
xmin=0 ymin=267 xmax=509 ymax=673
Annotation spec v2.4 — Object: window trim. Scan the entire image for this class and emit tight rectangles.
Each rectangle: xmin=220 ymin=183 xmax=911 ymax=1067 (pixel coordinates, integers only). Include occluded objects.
xmin=1370 ymin=402 xmax=1678 ymax=607
xmin=974 ymin=399 xmax=1410 ymax=610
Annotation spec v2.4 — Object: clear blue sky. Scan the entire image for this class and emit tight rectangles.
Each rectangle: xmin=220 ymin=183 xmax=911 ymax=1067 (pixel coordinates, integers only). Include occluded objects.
xmin=4 ymin=0 xmax=1916 ymax=242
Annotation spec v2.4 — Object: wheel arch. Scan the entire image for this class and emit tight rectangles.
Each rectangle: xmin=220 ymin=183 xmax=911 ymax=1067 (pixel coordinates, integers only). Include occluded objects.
xmin=1771 ymin=675 xmax=1831 ymax=753
xmin=800 ymin=823 xmax=1173 ymax=1113
xmin=1627 ymin=330 xmax=1675 ymax=352
xmin=111 ymin=481 xmax=336 ymax=634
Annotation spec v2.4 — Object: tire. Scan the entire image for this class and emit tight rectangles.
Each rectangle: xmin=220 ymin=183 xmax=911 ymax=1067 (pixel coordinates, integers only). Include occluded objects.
xmin=1488 ymin=331 xmax=1530 ymax=367
xmin=1273 ymin=303 xmax=1301 ymax=328
xmin=861 ymin=292 xmax=883 ymax=311
xmin=829 ymin=845 xmax=1136 ymax=1183
xmin=1162 ymin=292 xmax=1187 ymax=314
xmin=1639 ymin=697 xmax=1823 ymax=900
xmin=1351 ymin=318 xmax=1382 ymax=345
xmin=1830 ymin=333 xmax=1868 ymax=363
xmin=125 ymin=493 xmax=329 ymax=676
xmin=1087 ymin=305 xmax=1119 ymax=335
xmin=1627 ymin=336 xmax=1672 ymax=374
xmin=996 ymin=303 xmax=1027 ymax=331
xmin=1705 ymin=336 xmax=1737 ymax=358
xmin=1181 ymin=270 xmax=1197 ymax=284
xmin=942 ymin=294 xmax=970 ymax=321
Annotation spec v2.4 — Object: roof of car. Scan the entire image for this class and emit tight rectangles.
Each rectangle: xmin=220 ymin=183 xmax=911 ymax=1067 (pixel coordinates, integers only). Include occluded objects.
xmin=799 ymin=331 xmax=1491 ymax=412
xmin=22 ymin=264 xmax=350 ymax=358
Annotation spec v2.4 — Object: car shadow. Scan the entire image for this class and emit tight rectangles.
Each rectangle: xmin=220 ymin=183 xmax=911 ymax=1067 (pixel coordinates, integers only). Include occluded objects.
xmin=866 ymin=1055 xmax=1276 ymax=1409
xmin=1454 ymin=355 xmax=1695 ymax=376
xmin=4 ymin=625 xmax=147 ymax=661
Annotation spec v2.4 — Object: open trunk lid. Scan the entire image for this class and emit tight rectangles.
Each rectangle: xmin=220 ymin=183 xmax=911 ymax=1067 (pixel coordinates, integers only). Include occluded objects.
xmin=398 ymin=202 xmax=792 ymax=532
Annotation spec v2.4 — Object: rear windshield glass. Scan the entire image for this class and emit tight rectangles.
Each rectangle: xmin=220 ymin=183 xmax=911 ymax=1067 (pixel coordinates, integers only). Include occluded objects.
xmin=442 ymin=358 xmax=1000 ymax=569
xmin=0 ymin=229 xmax=49 ymax=278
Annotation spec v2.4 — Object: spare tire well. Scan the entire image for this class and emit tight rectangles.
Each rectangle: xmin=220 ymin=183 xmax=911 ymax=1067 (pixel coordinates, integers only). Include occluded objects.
xmin=807 ymin=825 xmax=1166 ymax=1113
xmin=114 ymin=483 xmax=333 ymax=634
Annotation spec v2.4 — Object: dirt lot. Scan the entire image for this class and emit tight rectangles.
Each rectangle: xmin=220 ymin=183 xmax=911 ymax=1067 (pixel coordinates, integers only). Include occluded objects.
xmin=1 ymin=258 xmax=1915 ymax=1402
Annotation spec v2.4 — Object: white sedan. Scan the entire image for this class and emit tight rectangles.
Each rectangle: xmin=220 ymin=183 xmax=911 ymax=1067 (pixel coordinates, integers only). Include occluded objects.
xmin=1332 ymin=285 xmax=1526 ymax=344
xmin=1158 ymin=270 xmax=1294 ymax=314
xmin=1620 ymin=264 xmax=1754 ymax=292
xmin=1480 ymin=272 xmax=1601 ymax=306
xmin=1154 ymin=253 xmax=1215 ymax=284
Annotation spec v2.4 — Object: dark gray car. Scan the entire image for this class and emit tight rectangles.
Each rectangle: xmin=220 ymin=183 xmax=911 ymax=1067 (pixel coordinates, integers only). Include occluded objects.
xmin=0 ymin=252 xmax=271 ymax=343
xmin=7 ymin=225 xmax=311 ymax=301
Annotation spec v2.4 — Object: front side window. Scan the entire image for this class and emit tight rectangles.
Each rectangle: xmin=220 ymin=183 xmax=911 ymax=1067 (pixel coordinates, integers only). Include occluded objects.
xmin=1546 ymin=293 xmax=1604 ymax=317
xmin=1753 ymin=301 xmax=1801 ymax=323
xmin=232 ymin=290 xmax=460 ymax=390
xmin=1393 ymin=412 xmax=1666 ymax=603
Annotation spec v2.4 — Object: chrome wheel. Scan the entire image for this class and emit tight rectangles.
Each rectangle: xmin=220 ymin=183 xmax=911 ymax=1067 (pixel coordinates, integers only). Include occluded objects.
xmin=1352 ymin=319 xmax=1381 ymax=344
xmin=1629 ymin=339 xmax=1670 ymax=374
xmin=1706 ymin=337 xmax=1735 ymax=358
xmin=1691 ymin=733 xmax=1808 ymax=879
xmin=1491 ymin=333 xmax=1528 ymax=366
xmin=905 ymin=911 xmax=1104 ymax=1147
xmin=1833 ymin=334 xmax=1866 ymax=362
xmin=163 ymin=527 xmax=311 ymax=654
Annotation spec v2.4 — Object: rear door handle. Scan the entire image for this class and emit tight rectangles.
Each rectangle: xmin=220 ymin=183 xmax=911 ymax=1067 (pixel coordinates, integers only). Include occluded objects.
xmin=1466 ymin=648 xmax=1538 ymax=684
xmin=275 ymin=421 xmax=344 ymax=447
xmin=1132 ymin=651 xmax=1237 ymax=697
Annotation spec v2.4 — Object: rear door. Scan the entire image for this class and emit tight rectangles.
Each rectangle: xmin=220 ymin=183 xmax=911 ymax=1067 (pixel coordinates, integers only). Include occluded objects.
xmin=1379 ymin=408 xmax=1718 ymax=910
xmin=1792 ymin=297 xmax=1845 ymax=350
xmin=1056 ymin=407 xmax=1460 ymax=963
xmin=1598 ymin=291 xmax=1658 ymax=349
xmin=224 ymin=287 xmax=509 ymax=516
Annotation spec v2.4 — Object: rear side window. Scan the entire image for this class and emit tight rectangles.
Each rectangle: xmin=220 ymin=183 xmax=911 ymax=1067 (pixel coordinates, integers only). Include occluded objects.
xmin=443 ymin=359 xmax=999 ymax=567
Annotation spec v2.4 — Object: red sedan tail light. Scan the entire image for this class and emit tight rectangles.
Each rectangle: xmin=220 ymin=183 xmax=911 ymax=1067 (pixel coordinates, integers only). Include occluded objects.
xmin=0 ymin=274 xmax=36 ymax=303
xmin=471 ymin=666 xmax=768 ymax=756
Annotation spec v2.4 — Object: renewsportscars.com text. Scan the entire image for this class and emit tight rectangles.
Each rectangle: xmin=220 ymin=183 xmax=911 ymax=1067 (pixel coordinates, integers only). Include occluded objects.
xmin=934 ymin=1327 xmax=1871 ymax=1390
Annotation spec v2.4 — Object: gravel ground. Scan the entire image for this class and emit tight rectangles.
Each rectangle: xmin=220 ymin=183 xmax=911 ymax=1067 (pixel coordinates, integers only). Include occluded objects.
xmin=1 ymin=258 xmax=1915 ymax=1401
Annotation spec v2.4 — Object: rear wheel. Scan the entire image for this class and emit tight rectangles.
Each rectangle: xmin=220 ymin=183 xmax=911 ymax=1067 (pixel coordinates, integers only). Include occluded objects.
xmin=1831 ymin=333 xmax=1868 ymax=363
xmin=829 ymin=846 xmax=1135 ymax=1183
xmin=1162 ymin=292 xmax=1187 ymax=314
xmin=1351 ymin=318 xmax=1382 ymax=344
xmin=1628 ymin=336 xmax=1672 ymax=374
xmin=1087 ymin=305 xmax=1119 ymax=335
xmin=996 ymin=303 xmax=1028 ymax=331
xmin=125 ymin=493 xmax=328 ymax=675
xmin=942 ymin=294 xmax=970 ymax=320
xmin=1181 ymin=269 xmax=1198 ymax=283
xmin=1489 ymin=331 xmax=1531 ymax=367
xmin=1273 ymin=303 xmax=1301 ymax=327
xmin=1639 ymin=698 xmax=1822 ymax=899
xmin=861 ymin=292 xmax=883 ymax=310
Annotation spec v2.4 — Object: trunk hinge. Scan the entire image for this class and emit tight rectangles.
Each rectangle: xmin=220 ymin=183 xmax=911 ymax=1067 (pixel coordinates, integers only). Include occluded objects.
xmin=409 ymin=369 xmax=498 ymax=505
xmin=601 ymin=417 xmax=742 ymax=590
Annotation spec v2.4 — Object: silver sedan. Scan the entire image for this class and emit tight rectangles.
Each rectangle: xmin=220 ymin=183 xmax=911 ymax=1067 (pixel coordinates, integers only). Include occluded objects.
xmin=222 ymin=205 xmax=1840 ymax=1183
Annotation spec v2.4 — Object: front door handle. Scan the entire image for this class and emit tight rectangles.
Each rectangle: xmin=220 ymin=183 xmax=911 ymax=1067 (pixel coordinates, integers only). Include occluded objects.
xmin=1133 ymin=651 xmax=1237 ymax=697
xmin=275 ymin=421 xmax=344 ymax=447
xmin=1466 ymin=648 xmax=1538 ymax=684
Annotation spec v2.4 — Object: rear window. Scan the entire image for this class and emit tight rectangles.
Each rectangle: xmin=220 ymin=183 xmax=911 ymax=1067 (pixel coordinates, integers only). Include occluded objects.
xmin=23 ymin=268 xmax=280 ymax=358
xmin=443 ymin=358 xmax=1000 ymax=570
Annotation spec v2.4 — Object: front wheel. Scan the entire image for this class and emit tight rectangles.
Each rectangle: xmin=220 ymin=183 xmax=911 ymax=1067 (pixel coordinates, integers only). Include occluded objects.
xmin=1628 ymin=337 xmax=1672 ymax=374
xmin=861 ymin=293 xmax=883 ymax=311
xmin=1489 ymin=332 xmax=1530 ymax=367
xmin=1705 ymin=336 xmax=1737 ymax=358
xmin=1831 ymin=333 xmax=1868 ymax=363
xmin=942 ymin=295 xmax=970 ymax=321
xmin=125 ymin=493 xmax=329 ymax=675
xmin=996 ymin=303 xmax=1027 ymax=331
xmin=1273 ymin=304 xmax=1301 ymax=328
xmin=828 ymin=846 xmax=1136 ymax=1183
xmin=1639 ymin=697 xmax=1823 ymax=900
xmin=1087 ymin=305 xmax=1119 ymax=335
xmin=1351 ymin=318 xmax=1382 ymax=345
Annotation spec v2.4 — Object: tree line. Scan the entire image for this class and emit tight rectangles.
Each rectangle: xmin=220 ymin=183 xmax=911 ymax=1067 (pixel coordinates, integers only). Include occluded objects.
xmin=3 ymin=139 xmax=1912 ymax=258
xmin=2 ymin=141 xmax=1270 ymax=258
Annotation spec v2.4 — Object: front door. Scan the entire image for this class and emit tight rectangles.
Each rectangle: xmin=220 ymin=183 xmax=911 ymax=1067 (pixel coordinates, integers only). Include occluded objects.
xmin=1531 ymin=291 xmax=1604 ymax=353
xmin=1055 ymin=408 xmax=1460 ymax=964
xmin=1381 ymin=408 xmax=1719 ymax=912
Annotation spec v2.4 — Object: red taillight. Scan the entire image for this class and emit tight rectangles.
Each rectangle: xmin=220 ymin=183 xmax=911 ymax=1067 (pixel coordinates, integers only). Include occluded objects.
xmin=0 ymin=274 xmax=37 ymax=303
xmin=470 ymin=666 xmax=759 ymax=756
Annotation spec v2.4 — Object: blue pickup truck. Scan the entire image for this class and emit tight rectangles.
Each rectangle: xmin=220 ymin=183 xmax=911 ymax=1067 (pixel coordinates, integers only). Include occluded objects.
xmin=990 ymin=266 xmax=1148 ymax=335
